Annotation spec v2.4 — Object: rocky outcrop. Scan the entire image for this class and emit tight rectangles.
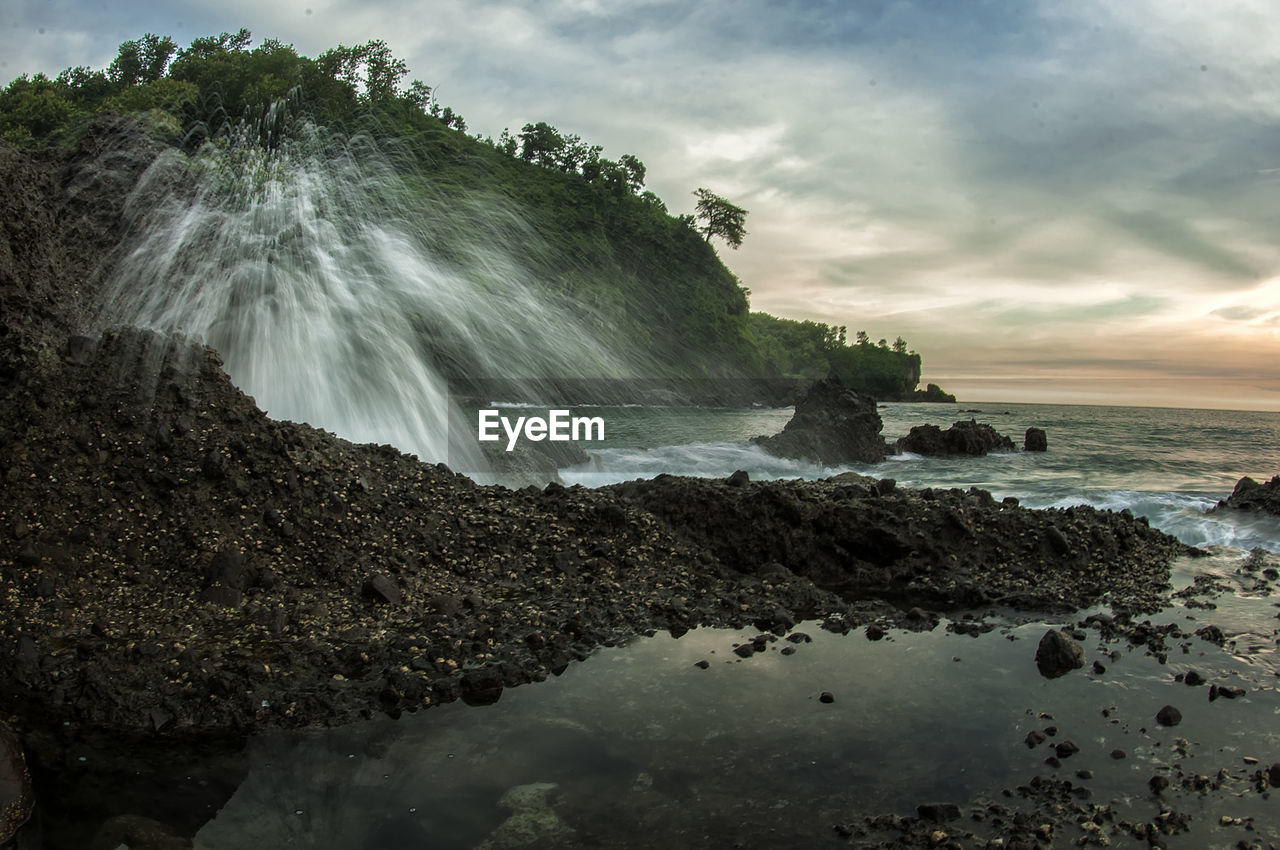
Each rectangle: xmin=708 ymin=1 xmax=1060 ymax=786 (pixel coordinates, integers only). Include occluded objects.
xmin=1212 ymin=475 xmax=1280 ymax=516
xmin=908 ymin=383 xmax=958 ymax=403
xmin=1024 ymin=427 xmax=1048 ymax=452
xmin=896 ymin=419 xmax=1016 ymax=457
xmin=752 ymin=377 xmax=888 ymax=464
xmin=1035 ymin=628 xmax=1085 ymax=678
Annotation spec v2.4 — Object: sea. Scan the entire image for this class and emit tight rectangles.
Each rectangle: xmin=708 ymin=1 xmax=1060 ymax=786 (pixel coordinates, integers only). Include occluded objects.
xmin=77 ymin=402 xmax=1280 ymax=848
xmin=557 ymin=400 xmax=1280 ymax=552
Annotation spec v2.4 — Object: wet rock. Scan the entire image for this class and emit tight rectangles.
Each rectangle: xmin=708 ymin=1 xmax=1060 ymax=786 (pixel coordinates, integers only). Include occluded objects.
xmin=1054 ymin=740 xmax=1080 ymax=758
xmin=726 ymin=469 xmax=750 ymax=488
xmin=461 ymin=666 xmax=504 ymax=706
xmin=896 ymin=419 xmax=1016 ymax=457
xmin=1148 ymin=775 xmax=1170 ymax=793
xmin=1268 ymin=763 xmax=1280 ymax=787
xmin=0 ymin=723 xmax=33 ymax=845
xmin=1184 ymin=670 xmax=1205 ymax=686
xmin=752 ymin=377 xmax=888 ymax=464
xmin=1035 ymin=629 xmax=1085 ymax=678
xmin=1155 ymin=705 xmax=1182 ymax=726
xmin=1023 ymin=427 xmax=1047 ymax=452
xmin=1212 ymin=475 xmax=1280 ymax=516
xmin=1025 ymin=730 xmax=1046 ymax=748
xmin=1209 ymin=684 xmax=1245 ymax=701
xmin=1195 ymin=624 xmax=1225 ymax=644
xmin=819 ymin=692 xmax=835 ymax=704
xmin=916 ymin=802 xmax=961 ymax=822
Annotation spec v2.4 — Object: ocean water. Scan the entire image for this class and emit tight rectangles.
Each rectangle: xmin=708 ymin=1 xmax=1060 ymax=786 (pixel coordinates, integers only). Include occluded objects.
xmin=559 ymin=401 xmax=1280 ymax=552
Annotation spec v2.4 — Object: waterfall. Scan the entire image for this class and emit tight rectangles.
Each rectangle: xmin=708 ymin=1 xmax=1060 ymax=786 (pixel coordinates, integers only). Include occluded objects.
xmin=96 ymin=112 xmax=624 ymax=476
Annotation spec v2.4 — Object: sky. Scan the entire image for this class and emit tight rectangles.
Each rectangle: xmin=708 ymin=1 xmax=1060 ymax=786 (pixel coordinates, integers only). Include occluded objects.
xmin=5 ymin=0 xmax=1280 ymax=410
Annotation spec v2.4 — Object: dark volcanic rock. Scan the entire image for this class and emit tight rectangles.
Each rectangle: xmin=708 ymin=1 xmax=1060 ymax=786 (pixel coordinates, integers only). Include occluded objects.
xmin=1155 ymin=705 xmax=1182 ymax=726
xmin=916 ymin=802 xmax=961 ymax=822
xmin=912 ymin=383 xmax=957 ymax=403
xmin=362 ymin=574 xmax=403 ymax=605
xmin=752 ymin=377 xmax=888 ymax=464
xmin=1035 ymin=629 xmax=1085 ymax=678
xmin=1213 ymin=475 xmax=1280 ymax=516
xmin=1024 ymin=427 xmax=1048 ymax=452
xmin=896 ymin=419 xmax=1017 ymax=457
xmin=0 ymin=723 xmax=33 ymax=845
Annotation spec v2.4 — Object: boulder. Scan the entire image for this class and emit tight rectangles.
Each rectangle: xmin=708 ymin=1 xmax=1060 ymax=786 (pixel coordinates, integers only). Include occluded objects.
xmin=1035 ymin=628 xmax=1085 ymax=678
xmin=753 ymin=377 xmax=888 ymax=464
xmin=897 ymin=419 xmax=1016 ymax=457
xmin=1024 ymin=427 xmax=1047 ymax=452
xmin=1213 ymin=475 xmax=1280 ymax=516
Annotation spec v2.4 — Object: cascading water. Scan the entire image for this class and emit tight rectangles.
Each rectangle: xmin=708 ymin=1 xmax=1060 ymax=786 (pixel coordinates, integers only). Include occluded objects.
xmin=96 ymin=107 xmax=625 ymax=477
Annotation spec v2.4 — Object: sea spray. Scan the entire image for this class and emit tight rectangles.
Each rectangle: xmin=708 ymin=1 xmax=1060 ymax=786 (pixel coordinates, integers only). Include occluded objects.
xmin=96 ymin=110 xmax=625 ymax=476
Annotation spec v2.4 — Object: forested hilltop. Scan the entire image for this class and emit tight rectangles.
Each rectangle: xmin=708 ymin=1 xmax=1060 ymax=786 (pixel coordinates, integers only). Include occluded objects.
xmin=0 ymin=30 xmax=941 ymax=401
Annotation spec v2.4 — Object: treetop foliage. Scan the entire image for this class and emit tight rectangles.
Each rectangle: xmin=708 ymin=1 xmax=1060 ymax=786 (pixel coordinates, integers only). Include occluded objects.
xmin=693 ymin=188 xmax=748 ymax=249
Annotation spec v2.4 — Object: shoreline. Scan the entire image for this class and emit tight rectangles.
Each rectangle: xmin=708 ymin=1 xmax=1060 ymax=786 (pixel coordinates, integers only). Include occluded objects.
xmin=0 ymin=326 xmax=1190 ymax=751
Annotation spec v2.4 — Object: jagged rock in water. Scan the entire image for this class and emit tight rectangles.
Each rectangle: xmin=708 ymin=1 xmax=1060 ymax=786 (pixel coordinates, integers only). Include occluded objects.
xmin=896 ymin=419 xmax=1016 ymax=457
xmin=1212 ymin=475 xmax=1280 ymax=516
xmin=752 ymin=377 xmax=887 ymax=464
xmin=1035 ymin=628 xmax=1085 ymax=679
xmin=1024 ymin=427 xmax=1048 ymax=452
xmin=913 ymin=383 xmax=958 ymax=403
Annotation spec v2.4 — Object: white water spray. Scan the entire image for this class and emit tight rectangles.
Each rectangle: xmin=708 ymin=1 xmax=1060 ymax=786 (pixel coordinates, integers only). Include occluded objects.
xmin=97 ymin=116 xmax=624 ymax=474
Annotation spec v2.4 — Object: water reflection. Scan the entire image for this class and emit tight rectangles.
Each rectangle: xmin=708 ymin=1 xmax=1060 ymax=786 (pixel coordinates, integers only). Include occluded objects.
xmin=195 ymin=549 xmax=1280 ymax=848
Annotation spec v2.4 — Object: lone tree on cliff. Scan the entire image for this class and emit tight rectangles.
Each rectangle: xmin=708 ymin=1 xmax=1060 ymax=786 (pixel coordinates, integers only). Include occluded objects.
xmin=693 ymin=188 xmax=748 ymax=249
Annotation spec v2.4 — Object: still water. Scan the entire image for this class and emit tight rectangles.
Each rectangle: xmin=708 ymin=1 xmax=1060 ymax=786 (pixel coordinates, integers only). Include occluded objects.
xmin=194 ymin=548 xmax=1280 ymax=848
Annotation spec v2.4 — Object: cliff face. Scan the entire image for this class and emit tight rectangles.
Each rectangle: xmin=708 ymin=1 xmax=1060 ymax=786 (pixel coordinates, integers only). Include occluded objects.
xmin=0 ymin=118 xmax=165 ymax=348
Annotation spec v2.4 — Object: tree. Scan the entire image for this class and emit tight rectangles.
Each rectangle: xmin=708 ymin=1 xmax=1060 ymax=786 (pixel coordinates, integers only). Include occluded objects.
xmin=855 ymin=330 xmax=870 ymax=346
xmin=692 ymin=188 xmax=748 ymax=249
xmin=108 ymin=33 xmax=177 ymax=88
xmin=892 ymin=336 xmax=908 ymax=354
xmin=518 ymin=121 xmax=565 ymax=167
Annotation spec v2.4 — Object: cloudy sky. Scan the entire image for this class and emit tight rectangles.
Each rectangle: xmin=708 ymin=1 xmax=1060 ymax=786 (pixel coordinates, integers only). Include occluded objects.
xmin=6 ymin=0 xmax=1280 ymax=410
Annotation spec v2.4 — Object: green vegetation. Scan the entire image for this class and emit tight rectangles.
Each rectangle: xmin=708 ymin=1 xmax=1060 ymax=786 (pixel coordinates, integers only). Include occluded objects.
xmin=748 ymin=314 xmax=922 ymax=398
xmin=0 ymin=30 xmax=929 ymax=399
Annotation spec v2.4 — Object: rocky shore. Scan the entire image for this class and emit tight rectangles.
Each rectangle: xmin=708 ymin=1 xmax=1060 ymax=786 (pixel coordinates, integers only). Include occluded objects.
xmin=1213 ymin=475 xmax=1280 ymax=517
xmin=0 ymin=125 xmax=1200 ymax=847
